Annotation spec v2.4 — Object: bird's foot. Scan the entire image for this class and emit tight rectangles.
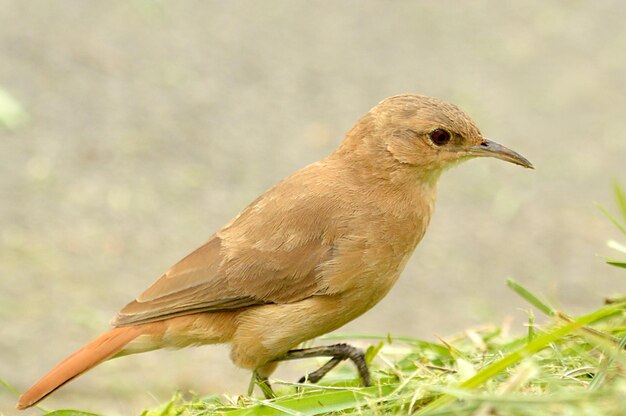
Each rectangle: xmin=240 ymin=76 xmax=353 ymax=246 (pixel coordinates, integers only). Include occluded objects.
xmin=298 ymin=356 xmax=343 ymax=384
xmin=278 ymin=343 xmax=371 ymax=386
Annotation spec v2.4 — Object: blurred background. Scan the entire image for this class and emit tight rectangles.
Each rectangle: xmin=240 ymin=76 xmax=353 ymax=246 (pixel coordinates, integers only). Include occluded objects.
xmin=1 ymin=1 xmax=625 ymax=414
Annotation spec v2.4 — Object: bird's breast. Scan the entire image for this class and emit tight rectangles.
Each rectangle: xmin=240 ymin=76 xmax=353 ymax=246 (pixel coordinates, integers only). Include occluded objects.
xmin=318 ymin=187 xmax=435 ymax=317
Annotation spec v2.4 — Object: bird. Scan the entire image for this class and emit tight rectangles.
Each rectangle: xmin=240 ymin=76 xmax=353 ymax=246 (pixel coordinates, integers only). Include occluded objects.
xmin=17 ymin=94 xmax=532 ymax=410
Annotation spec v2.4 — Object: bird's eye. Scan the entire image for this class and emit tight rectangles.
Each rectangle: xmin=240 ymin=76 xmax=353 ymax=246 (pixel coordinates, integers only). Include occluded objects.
xmin=429 ymin=129 xmax=451 ymax=146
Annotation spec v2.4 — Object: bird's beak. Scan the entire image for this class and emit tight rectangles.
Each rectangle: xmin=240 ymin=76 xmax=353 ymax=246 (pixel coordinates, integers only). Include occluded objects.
xmin=467 ymin=138 xmax=534 ymax=169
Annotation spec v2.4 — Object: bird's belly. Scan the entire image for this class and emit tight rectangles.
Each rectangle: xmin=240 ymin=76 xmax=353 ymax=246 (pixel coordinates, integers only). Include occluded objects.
xmin=345 ymin=260 xmax=407 ymax=317
xmin=229 ymin=295 xmax=354 ymax=369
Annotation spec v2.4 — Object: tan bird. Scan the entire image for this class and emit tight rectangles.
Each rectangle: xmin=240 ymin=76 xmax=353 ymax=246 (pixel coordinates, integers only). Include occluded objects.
xmin=17 ymin=94 xmax=532 ymax=410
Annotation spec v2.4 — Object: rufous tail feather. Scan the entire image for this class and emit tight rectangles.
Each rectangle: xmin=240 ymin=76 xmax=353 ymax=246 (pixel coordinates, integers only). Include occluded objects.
xmin=17 ymin=326 xmax=147 ymax=410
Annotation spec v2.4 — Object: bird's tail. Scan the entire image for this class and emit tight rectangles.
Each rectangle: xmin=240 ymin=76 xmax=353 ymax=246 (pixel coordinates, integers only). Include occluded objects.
xmin=16 ymin=325 xmax=149 ymax=410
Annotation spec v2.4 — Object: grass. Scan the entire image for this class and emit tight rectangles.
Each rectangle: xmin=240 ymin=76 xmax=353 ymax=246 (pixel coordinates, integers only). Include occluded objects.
xmin=597 ymin=182 xmax=626 ymax=270
xmin=136 ymin=289 xmax=625 ymax=416
xmin=7 ymin=185 xmax=626 ymax=415
xmin=31 ymin=283 xmax=624 ymax=416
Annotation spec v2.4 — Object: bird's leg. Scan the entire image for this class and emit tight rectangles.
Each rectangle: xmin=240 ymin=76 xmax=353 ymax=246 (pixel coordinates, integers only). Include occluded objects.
xmin=298 ymin=356 xmax=343 ymax=383
xmin=249 ymin=369 xmax=276 ymax=399
xmin=273 ymin=343 xmax=370 ymax=386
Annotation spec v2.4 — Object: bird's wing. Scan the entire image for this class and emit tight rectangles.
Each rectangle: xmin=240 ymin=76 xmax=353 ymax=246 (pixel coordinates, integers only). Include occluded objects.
xmin=113 ymin=166 xmax=342 ymax=326
xmin=113 ymin=234 xmax=331 ymax=326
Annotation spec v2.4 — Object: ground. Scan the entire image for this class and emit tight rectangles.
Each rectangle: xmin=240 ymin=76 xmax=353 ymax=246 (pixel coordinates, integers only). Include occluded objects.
xmin=0 ymin=1 xmax=625 ymax=414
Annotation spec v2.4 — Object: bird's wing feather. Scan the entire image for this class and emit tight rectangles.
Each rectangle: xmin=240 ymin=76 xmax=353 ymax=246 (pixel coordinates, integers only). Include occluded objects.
xmin=113 ymin=166 xmax=341 ymax=326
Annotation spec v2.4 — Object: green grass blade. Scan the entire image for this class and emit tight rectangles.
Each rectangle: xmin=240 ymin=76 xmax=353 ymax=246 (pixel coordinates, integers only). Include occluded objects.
xmin=613 ymin=181 xmax=626 ymax=226
xmin=414 ymin=301 xmax=626 ymax=415
xmin=222 ymin=385 xmax=396 ymax=416
xmin=0 ymin=377 xmax=20 ymax=398
xmin=527 ymin=308 xmax=535 ymax=343
xmin=587 ymin=333 xmax=626 ymax=391
xmin=595 ymin=203 xmax=626 ymax=236
xmin=607 ymin=239 xmax=626 ymax=254
xmin=606 ymin=260 xmax=626 ymax=269
xmin=506 ymin=279 xmax=555 ymax=316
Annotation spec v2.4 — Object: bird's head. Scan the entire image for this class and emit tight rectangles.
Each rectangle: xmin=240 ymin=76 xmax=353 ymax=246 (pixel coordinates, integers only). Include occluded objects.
xmin=337 ymin=94 xmax=532 ymax=183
